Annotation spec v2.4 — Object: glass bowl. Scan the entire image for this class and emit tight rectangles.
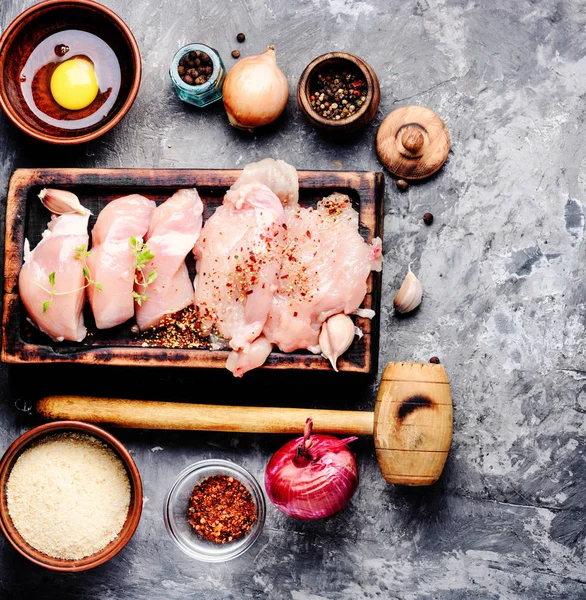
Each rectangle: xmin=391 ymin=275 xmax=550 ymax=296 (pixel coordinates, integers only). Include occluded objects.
xmin=164 ymin=459 xmax=266 ymax=562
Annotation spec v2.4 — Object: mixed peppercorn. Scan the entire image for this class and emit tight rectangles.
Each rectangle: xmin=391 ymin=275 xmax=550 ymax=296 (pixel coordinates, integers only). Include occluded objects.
xmin=188 ymin=474 xmax=257 ymax=543
xmin=178 ymin=50 xmax=213 ymax=86
xmin=137 ymin=305 xmax=213 ymax=349
xmin=309 ymin=67 xmax=367 ymax=121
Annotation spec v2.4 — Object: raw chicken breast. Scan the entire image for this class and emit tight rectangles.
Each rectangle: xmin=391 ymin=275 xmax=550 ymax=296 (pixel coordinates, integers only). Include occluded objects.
xmin=263 ymin=193 xmax=382 ymax=353
xmin=135 ymin=189 xmax=203 ymax=331
xmin=18 ymin=211 xmax=90 ymax=342
xmin=87 ymin=195 xmax=155 ymax=329
xmin=193 ymin=183 xmax=286 ymax=351
xmin=226 ymin=335 xmax=274 ymax=378
xmin=229 ymin=158 xmax=299 ymax=210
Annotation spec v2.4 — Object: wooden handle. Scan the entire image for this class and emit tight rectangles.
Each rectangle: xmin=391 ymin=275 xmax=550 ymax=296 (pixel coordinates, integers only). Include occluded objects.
xmin=36 ymin=396 xmax=375 ymax=436
xmin=374 ymin=362 xmax=453 ymax=486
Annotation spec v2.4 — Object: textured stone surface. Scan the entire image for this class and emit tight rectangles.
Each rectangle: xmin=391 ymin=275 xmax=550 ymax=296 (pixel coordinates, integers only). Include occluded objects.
xmin=1 ymin=0 xmax=585 ymax=598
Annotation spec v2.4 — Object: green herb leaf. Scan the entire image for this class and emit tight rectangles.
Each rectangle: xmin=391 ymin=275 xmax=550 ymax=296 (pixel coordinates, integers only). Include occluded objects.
xmin=42 ymin=300 xmax=51 ymax=313
xmin=147 ymin=271 xmax=158 ymax=284
xmin=96 ymin=283 xmax=103 ymax=292
xmin=48 ymin=272 xmax=56 ymax=287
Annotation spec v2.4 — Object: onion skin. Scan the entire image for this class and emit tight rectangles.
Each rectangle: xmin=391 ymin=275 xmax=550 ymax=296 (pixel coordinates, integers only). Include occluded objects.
xmin=264 ymin=433 xmax=358 ymax=520
xmin=222 ymin=46 xmax=289 ymax=132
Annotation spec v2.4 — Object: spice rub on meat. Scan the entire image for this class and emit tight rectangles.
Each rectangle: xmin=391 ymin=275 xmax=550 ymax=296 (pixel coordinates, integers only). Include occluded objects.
xmin=192 ymin=158 xmax=382 ymax=377
xmin=263 ymin=193 xmax=382 ymax=354
xmin=193 ymin=182 xmax=286 ymax=352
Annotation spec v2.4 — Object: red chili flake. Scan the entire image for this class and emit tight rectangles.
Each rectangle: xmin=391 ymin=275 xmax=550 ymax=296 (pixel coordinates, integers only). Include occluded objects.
xmin=351 ymin=80 xmax=363 ymax=88
xmin=187 ymin=474 xmax=257 ymax=544
xmin=305 ymin=230 xmax=311 ymax=238
xmin=246 ymin=289 xmax=254 ymax=295
xmin=293 ymin=311 xmax=298 ymax=317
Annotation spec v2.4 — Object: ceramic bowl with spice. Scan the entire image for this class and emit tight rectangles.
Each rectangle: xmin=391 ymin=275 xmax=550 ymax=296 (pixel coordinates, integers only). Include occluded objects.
xmin=164 ymin=459 xmax=265 ymax=562
xmin=169 ymin=43 xmax=226 ymax=107
xmin=0 ymin=421 xmax=143 ymax=572
xmin=297 ymin=52 xmax=380 ymax=136
xmin=0 ymin=0 xmax=142 ymax=145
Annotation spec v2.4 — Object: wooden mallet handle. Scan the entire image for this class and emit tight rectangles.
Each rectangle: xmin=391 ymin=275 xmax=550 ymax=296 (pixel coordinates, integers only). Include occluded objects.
xmin=36 ymin=362 xmax=452 ymax=486
xmin=35 ymin=397 xmax=375 ymax=436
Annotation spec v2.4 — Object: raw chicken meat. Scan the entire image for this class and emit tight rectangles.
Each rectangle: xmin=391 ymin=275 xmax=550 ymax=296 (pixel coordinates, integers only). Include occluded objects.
xmin=193 ymin=182 xmax=286 ymax=351
xmin=225 ymin=335 xmax=274 ymax=378
xmin=135 ymin=188 xmax=203 ymax=331
xmin=229 ymin=158 xmax=299 ymax=210
xmin=18 ymin=211 xmax=91 ymax=342
xmin=87 ymin=194 xmax=155 ymax=329
xmin=263 ymin=193 xmax=382 ymax=353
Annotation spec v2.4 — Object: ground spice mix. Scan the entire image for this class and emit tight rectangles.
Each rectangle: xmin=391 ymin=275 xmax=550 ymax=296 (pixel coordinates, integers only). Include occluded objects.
xmin=187 ymin=474 xmax=257 ymax=543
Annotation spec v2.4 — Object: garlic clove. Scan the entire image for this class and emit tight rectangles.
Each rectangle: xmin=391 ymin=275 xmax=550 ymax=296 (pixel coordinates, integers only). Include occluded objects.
xmin=393 ymin=266 xmax=423 ymax=314
xmin=319 ymin=313 xmax=356 ymax=372
xmin=38 ymin=188 xmax=87 ymax=215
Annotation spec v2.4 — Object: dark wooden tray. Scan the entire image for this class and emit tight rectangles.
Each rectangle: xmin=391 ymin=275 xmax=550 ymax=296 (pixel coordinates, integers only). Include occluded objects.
xmin=2 ymin=168 xmax=384 ymax=373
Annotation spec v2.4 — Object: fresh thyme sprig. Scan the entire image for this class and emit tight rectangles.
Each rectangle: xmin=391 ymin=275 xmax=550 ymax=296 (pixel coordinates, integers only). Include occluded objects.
xmin=36 ymin=244 xmax=102 ymax=313
xmin=130 ymin=236 xmax=157 ymax=306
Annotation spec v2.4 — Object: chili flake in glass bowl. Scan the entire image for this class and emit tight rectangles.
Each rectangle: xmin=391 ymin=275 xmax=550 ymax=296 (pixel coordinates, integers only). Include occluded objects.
xmin=164 ymin=459 xmax=266 ymax=562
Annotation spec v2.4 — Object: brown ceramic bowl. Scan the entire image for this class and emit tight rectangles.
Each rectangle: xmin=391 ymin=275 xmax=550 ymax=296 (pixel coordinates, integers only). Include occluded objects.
xmin=0 ymin=0 xmax=141 ymax=144
xmin=297 ymin=52 xmax=380 ymax=136
xmin=0 ymin=421 xmax=143 ymax=572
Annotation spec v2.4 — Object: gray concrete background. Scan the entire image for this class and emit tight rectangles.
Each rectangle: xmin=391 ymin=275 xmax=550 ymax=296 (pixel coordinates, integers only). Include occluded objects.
xmin=1 ymin=0 xmax=585 ymax=598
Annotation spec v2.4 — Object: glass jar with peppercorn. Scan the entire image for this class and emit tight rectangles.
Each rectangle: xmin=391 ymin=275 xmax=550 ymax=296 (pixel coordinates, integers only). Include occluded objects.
xmin=169 ymin=43 xmax=226 ymax=107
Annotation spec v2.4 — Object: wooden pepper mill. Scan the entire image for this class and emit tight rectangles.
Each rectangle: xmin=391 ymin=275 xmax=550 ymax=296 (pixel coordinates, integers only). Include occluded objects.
xmin=36 ymin=361 xmax=453 ymax=486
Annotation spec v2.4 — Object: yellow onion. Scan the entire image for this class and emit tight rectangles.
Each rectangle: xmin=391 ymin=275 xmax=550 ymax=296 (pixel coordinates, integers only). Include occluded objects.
xmin=222 ymin=45 xmax=289 ymax=132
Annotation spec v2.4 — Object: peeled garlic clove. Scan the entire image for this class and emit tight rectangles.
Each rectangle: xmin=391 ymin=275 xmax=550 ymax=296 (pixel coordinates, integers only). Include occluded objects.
xmin=393 ymin=267 xmax=423 ymax=314
xmin=319 ymin=313 xmax=356 ymax=372
xmin=38 ymin=188 xmax=87 ymax=215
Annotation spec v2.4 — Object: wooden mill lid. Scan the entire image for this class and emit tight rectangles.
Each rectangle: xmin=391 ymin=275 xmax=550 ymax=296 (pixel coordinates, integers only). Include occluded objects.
xmin=376 ymin=105 xmax=450 ymax=180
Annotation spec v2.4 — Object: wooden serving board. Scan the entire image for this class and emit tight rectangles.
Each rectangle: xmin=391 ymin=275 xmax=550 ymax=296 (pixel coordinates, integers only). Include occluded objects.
xmin=2 ymin=168 xmax=384 ymax=373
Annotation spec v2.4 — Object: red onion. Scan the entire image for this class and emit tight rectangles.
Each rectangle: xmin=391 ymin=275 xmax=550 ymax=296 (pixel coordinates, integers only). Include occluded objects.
xmin=264 ymin=418 xmax=358 ymax=520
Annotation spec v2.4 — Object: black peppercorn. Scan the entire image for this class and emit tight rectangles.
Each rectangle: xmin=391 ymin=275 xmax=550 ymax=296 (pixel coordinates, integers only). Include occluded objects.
xmin=237 ymin=33 xmax=246 ymax=43
xmin=396 ymin=179 xmax=409 ymax=191
xmin=178 ymin=50 xmax=213 ymax=86
xmin=423 ymin=212 xmax=434 ymax=225
xmin=429 ymin=356 xmax=440 ymax=364
xmin=231 ymin=50 xmax=241 ymax=59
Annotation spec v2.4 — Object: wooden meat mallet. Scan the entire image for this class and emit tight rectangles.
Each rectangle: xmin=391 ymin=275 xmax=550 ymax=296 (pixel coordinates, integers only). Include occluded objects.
xmin=36 ymin=362 xmax=453 ymax=486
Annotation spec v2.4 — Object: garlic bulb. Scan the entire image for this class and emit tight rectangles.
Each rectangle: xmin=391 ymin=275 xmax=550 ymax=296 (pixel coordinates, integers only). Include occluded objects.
xmin=319 ymin=313 xmax=356 ymax=371
xmin=393 ymin=266 xmax=423 ymax=314
xmin=222 ymin=46 xmax=289 ymax=132
xmin=38 ymin=188 xmax=87 ymax=215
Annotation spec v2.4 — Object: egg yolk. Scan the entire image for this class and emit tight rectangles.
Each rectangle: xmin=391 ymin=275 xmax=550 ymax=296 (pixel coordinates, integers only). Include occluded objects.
xmin=50 ymin=57 xmax=99 ymax=111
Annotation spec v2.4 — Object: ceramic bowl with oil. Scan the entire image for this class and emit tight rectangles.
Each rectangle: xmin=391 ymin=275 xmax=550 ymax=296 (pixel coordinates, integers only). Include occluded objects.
xmin=0 ymin=0 xmax=141 ymax=144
